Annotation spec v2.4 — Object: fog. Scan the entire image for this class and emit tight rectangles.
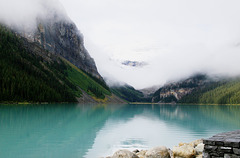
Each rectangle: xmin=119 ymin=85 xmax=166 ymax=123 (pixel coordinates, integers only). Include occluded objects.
xmin=2 ymin=0 xmax=240 ymax=89
xmin=0 ymin=0 xmax=67 ymax=32
xmin=59 ymin=0 xmax=240 ymax=89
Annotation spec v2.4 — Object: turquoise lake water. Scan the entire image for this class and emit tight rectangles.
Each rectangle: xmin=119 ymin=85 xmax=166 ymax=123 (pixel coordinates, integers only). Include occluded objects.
xmin=0 ymin=104 xmax=239 ymax=158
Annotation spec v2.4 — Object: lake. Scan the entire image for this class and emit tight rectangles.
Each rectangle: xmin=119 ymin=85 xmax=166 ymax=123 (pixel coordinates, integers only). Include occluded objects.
xmin=0 ymin=104 xmax=239 ymax=158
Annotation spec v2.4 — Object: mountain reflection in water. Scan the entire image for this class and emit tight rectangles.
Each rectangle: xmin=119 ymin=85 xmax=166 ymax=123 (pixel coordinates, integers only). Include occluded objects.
xmin=0 ymin=104 xmax=239 ymax=158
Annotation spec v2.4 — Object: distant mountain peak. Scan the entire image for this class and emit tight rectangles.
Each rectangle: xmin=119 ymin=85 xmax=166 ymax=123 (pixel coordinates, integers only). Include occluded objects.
xmin=121 ymin=60 xmax=148 ymax=68
xmin=151 ymin=73 xmax=213 ymax=103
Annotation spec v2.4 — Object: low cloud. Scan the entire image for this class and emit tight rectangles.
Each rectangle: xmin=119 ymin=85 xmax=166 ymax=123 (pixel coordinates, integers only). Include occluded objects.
xmin=0 ymin=0 xmax=67 ymax=32
xmin=60 ymin=0 xmax=240 ymax=89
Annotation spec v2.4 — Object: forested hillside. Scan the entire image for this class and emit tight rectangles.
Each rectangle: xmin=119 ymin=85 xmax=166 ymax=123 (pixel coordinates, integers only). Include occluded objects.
xmin=179 ymin=79 xmax=240 ymax=104
xmin=0 ymin=25 xmax=111 ymax=103
xmin=63 ymin=59 xmax=111 ymax=100
xmin=0 ymin=25 xmax=77 ymax=102
xmin=151 ymin=73 xmax=240 ymax=105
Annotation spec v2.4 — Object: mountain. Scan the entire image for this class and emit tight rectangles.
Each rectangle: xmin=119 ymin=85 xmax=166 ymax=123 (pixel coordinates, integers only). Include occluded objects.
xmin=0 ymin=24 xmax=119 ymax=103
xmin=151 ymin=74 xmax=216 ymax=103
xmin=151 ymin=73 xmax=240 ymax=105
xmin=179 ymin=78 xmax=240 ymax=104
xmin=3 ymin=2 xmax=240 ymax=105
xmin=0 ymin=25 xmax=76 ymax=102
xmin=19 ymin=9 xmax=102 ymax=80
xmin=110 ymin=84 xmax=152 ymax=102
xmin=0 ymin=10 xmax=125 ymax=103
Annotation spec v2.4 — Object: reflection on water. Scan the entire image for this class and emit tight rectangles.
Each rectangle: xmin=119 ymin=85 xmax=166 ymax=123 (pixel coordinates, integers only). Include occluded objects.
xmin=0 ymin=104 xmax=239 ymax=158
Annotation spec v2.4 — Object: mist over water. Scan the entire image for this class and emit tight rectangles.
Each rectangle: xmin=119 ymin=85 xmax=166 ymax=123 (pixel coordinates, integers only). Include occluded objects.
xmin=0 ymin=104 xmax=239 ymax=158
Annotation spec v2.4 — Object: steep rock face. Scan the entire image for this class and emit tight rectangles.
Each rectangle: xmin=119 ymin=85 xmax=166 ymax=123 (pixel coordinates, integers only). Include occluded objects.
xmin=152 ymin=74 xmax=212 ymax=103
xmin=33 ymin=17 xmax=101 ymax=79
xmin=17 ymin=4 xmax=102 ymax=80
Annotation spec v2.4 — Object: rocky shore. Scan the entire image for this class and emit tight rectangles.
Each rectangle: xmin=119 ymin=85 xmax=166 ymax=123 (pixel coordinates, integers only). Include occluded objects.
xmin=105 ymin=139 xmax=204 ymax=158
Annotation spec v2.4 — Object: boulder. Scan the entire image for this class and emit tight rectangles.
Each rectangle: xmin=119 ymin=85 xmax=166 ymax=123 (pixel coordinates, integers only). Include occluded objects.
xmin=136 ymin=150 xmax=147 ymax=158
xmin=195 ymin=154 xmax=202 ymax=158
xmin=189 ymin=139 xmax=203 ymax=147
xmin=168 ymin=149 xmax=174 ymax=158
xmin=112 ymin=149 xmax=139 ymax=158
xmin=133 ymin=149 xmax=140 ymax=153
xmin=172 ymin=144 xmax=196 ymax=158
xmin=145 ymin=146 xmax=170 ymax=158
xmin=194 ymin=143 xmax=204 ymax=155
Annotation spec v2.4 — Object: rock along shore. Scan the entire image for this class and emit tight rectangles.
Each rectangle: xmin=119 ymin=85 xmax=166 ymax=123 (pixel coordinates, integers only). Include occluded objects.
xmin=104 ymin=139 xmax=204 ymax=158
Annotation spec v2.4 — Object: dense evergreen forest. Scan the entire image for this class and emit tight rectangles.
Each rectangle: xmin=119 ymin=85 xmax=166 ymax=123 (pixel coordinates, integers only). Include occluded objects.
xmin=179 ymin=79 xmax=240 ymax=104
xmin=0 ymin=25 xmax=77 ymax=102
xmin=63 ymin=59 xmax=111 ymax=100
xmin=0 ymin=25 xmax=111 ymax=103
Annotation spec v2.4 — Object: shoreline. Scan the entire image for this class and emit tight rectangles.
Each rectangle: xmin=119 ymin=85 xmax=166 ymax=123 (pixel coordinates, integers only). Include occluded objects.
xmin=1 ymin=101 xmax=240 ymax=106
xmin=105 ymin=139 xmax=204 ymax=158
xmin=131 ymin=102 xmax=240 ymax=106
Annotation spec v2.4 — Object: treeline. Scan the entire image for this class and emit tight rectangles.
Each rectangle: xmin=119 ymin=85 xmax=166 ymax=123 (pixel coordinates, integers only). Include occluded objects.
xmin=83 ymin=69 xmax=110 ymax=92
xmin=87 ymin=85 xmax=105 ymax=99
xmin=178 ymin=82 xmax=225 ymax=104
xmin=63 ymin=59 xmax=111 ymax=100
xmin=179 ymin=79 xmax=240 ymax=104
xmin=0 ymin=25 xmax=77 ymax=103
xmin=198 ymin=80 xmax=240 ymax=104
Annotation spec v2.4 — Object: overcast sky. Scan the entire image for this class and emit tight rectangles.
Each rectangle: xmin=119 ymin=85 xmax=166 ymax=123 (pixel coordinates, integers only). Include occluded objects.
xmin=1 ymin=0 xmax=240 ymax=89
xmin=58 ymin=0 xmax=240 ymax=89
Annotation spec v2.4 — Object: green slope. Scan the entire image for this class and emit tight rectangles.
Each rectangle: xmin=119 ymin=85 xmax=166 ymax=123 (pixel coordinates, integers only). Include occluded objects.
xmin=199 ymin=79 xmax=240 ymax=104
xmin=0 ymin=25 xmax=111 ymax=103
xmin=0 ymin=25 xmax=77 ymax=103
xmin=63 ymin=59 xmax=111 ymax=99
xmin=179 ymin=79 xmax=240 ymax=104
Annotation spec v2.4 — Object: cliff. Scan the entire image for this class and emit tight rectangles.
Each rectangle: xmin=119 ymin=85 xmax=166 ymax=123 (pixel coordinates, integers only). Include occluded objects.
xmin=152 ymin=74 xmax=213 ymax=103
xmin=19 ymin=6 xmax=102 ymax=80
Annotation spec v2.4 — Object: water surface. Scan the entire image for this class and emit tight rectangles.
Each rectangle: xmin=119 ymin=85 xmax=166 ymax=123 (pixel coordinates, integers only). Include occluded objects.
xmin=0 ymin=104 xmax=239 ymax=158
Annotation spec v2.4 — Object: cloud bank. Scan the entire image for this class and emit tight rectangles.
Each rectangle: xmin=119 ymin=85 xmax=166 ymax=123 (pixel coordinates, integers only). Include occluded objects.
xmin=0 ymin=0 xmax=67 ymax=32
xmin=59 ymin=0 xmax=240 ymax=89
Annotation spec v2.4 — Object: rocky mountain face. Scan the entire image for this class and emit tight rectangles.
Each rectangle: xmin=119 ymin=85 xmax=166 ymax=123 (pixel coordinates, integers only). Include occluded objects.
xmin=152 ymin=74 xmax=213 ymax=103
xmin=19 ymin=9 xmax=102 ymax=80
